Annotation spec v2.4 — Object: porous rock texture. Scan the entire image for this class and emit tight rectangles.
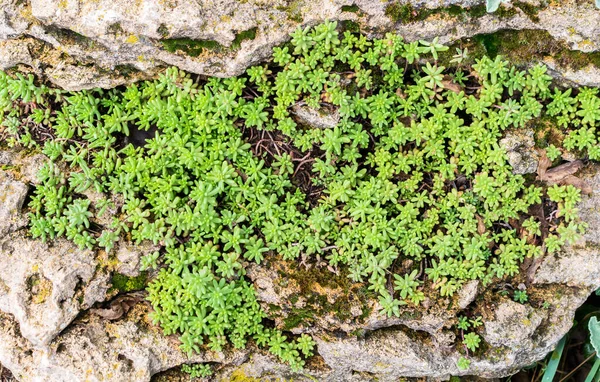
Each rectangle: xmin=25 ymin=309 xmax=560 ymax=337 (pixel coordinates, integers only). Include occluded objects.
xmin=1 ymin=0 xmax=600 ymax=90
xmin=1 ymin=0 xmax=600 ymax=381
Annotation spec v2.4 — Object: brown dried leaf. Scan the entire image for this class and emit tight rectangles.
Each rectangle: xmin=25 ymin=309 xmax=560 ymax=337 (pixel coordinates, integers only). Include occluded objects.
xmin=441 ymin=76 xmax=462 ymax=94
xmin=539 ymin=160 xmax=584 ymax=184
xmin=90 ymin=295 xmax=142 ymax=321
xmin=536 ymin=149 xmax=552 ymax=180
xmin=526 ymin=257 xmax=544 ymax=284
xmin=476 ymin=215 xmax=486 ymax=235
xmin=561 ymin=174 xmax=593 ymax=195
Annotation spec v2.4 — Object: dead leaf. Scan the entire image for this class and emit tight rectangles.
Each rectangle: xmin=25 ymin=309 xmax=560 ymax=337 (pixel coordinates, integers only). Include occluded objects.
xmin=561 ymin=175 xmax=593 ymax=195
xmin=539 ymin=160 xmax=584 ymax=184
xmin=476 ymin=215 xmax=486 ymax=235
xmin=441 ymin=76 xmax=462 ymax=94
xmin=90 ymin=294 xmax=143 ymax=321
xmin=536 ymin=149 xmax=552 ymax=180
xmin=536 ymin=156 xmax=591 ymax=194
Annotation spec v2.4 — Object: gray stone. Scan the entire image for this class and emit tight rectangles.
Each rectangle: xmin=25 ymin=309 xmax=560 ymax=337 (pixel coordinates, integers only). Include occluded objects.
xmin=0 ymin=172 xmax=28 ymax=238
xmin=500 ymin=130 xmax=539 ymax=175
xmin=0 ymin=231 xmax=111 ymax=348
xmin=534 ymin=166 xmax=600 ymax=287
xmin=457 ymin=280 xmax=479 ymax=310
xmin=115 ymin=241 xmax=157 ymax=277
xmin=291 ymin=104 xmax=340 ymax=130
xmin=0 ymin=307 xmax=248 ymax=382
xmin=0 ymin=0 xmax=600 ymax=89
xmin=483 ymin=300 xmax=545 ymax=349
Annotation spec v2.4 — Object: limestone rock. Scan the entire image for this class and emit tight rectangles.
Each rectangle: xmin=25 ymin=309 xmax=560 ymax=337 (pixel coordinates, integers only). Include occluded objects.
xmin=500 ymin=130 xmax=539 ymax=175
xmin=1 ymin=0 xmax=600 ymax=89
xmin=291 ymin=104 xmax=340 ymax=130
xmin=0 ymin=306 xmax=248 ymax=382
xmin=0 ymin=231 xmax=111 ymax=348
xmin=483 ymin=300 xmax=545 ymax=349
xmin=534 ymin=166 xmax=600 ymax=287
xmin=115 ymin=241 xmax=157 ymax=277
xmin=457 ymin=280 xmax=479 ymax=310
xmin=0 ymin=172 xmax=28 ymax=238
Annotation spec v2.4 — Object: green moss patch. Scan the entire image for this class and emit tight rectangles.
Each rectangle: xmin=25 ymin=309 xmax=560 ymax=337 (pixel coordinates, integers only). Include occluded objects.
xmin=161 ymin=27 xmax=258 ymax=57
xmin=110 ymin=272 xmax=147 ymax=293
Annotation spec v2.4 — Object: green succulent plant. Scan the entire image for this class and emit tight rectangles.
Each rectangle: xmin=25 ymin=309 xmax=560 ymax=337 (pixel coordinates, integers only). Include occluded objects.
xmin=1 ymin=21 xmax=596 ymax=371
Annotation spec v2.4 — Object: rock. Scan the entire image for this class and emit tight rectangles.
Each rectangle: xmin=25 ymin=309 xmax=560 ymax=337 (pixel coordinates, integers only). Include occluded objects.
xmin=457 ymin=280 xmax=479 ymax=310
xmin=0 ymin=172 xmax=28 ymax=238
xmin=1 ymin=1 xmax=600 ymax=378
xmin=115 ymin=241 xmax=157 ymax=277
xmin=1 ymin=0 xmax=600 ymax=89
xmin=291 ymin=104 xmax=340 ymax=129
xmin=0 ymin=149 xmax=48 ymax=185
xmin=500 ymin=130 xmax=539 ymax=175
xmin=483 ymin=300 xmax=545 ymax=348
xmin=0 ymin=231 xmax=111 ymax=348
xmin=534 ymin=166 xmax=600 ymax=287
xmin=0 ymin=305 xmax=248 ymax=382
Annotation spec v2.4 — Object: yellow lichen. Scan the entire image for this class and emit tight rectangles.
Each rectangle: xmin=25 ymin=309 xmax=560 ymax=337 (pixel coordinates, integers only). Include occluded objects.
xmin=126 ymin=35 xmax=139 ymax=44
xmin=226 ymin=370 xmax=261 ymax=382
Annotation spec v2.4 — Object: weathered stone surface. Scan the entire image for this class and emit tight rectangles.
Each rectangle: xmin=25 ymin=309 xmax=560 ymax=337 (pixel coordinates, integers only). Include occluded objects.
xmin=1 ymin=0 xmax=600 ymax=89
xmin=534 ymin=167 xmax=600 ymax=287
xmin=0 ymin=306 xmax=248 ymax=382
xmin=115 ymin=241 xmax=157 ymax=277
xmin=500 ymin=129 xmax=539 ymax=175
xmin=0 ymin=231 xmax=110 ymax=348
xmin=0 ymin=173 xmax=28 ymax=238
xmin=292 ymin=104 xmax=340 ymax=130
xmin=457 ymin=280 xmax=479 ymax=310
xmin=483 ymin=300 xmax=545 ymax=348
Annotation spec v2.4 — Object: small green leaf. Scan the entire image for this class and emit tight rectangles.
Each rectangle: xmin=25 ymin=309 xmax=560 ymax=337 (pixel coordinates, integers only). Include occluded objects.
xmin=542 ymin=334 xmax=567 ymax=382
xmin=589 ymin=316 xmax=600 ymax=356
xmin=584 ymin=358 xmax=600 ymax=382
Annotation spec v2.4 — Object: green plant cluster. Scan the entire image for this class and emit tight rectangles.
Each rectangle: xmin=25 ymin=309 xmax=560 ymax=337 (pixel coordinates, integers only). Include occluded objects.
xmin=181 ymin=363 xmax=213 ymax=379
xmin=0 ymin=22 xmax=596 ymax=369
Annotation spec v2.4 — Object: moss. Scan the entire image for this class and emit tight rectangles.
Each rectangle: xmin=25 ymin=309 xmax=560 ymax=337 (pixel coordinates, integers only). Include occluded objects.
xmin=465 ymin=4 xmax=487 ymax=18
xmin=161 ymin=27 xmax=257 ymax=57
xmin=273 ymin=261 xmax=376 ymax=330
xmin=385 ymin=2 xmax=502 ymax=24
xmin=384 ymin=2 xmax=417 ymax=23
xmin=341 ymin=4 xmax=360 ymax=13
xmin=161 ymin=38 xmax=222 ymax=57
xmin=512 ymin=0 xmax=545 ymax=22
xmin=473 ymin=33 xmax=502 ymax=59
xmin=493 ymin=4 xmax=519 ymax=18
xmin=231 ymin=27 xmax=257 ymax=50
xmin=276 ymin=0 xmax=303 ymax=22
xmin=438 ymin=29 xmax=600 ymax=73
xmin=479 ymin=29 xmax=600 ymax=70
xmin=47 ymin=27 xmax=95 ymax=49
xmin=110 ymin=272 xmax=147 ymax=293
xmin=282 ymin=308 xmax=314 ymax=330
xmin=107 ymin=23 xmax=124 ymax=36
xmin=27 ymin=273 xmax=53 ymax=304
xmin=340 ymin=20 xmax=361 ymax=33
